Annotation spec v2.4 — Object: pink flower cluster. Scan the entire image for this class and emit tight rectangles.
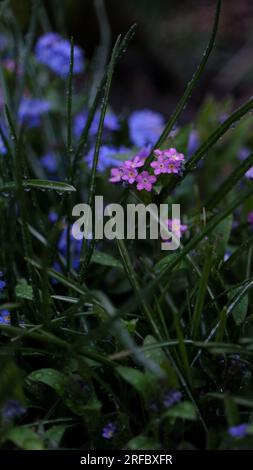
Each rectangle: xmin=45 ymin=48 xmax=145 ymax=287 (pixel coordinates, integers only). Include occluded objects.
xmin=109 ymin=148 xmax=185 ymax=192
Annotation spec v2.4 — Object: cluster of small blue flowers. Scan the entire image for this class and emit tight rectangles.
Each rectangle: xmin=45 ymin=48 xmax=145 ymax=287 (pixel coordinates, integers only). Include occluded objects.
xmin=85 ymin=145 xmax=130 ymax=172
xmin=74 ymin=109 xmax=119 ymax=140
xmin=228 ymin=423 xmax=248 ymax=439
xmin=163 ymin=390 xmax=182 ymax=408
xmin=0 ymin=310 xmax=10 ymax=325
xmin=35 ymin=33 xmax=85 ymax=78
xmin=18 ymin=97 xmax=51 ymax=128
xmin=102 ymin=422 xmax=117 ymax=440
xmin=128 ymin=109 xmax=164 ymax=147
xmin=1 ymin=399 xmax=26 ymax=421
xmin=40 ymin=152 xmax=58 ymax=175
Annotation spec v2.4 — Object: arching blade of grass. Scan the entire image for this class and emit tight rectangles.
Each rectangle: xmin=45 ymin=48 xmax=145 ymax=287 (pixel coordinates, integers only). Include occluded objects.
xmin=221 ymin=235 xmax=253 ymax=272
xmin=78 ymin=28 xmax=136 ymax=284
xmin=66 ymin=37 xmax=74 ymax=274
xmin=110 ymin=339 xmax=252 ymax=361
xmin=145 ymin=186 xmax=253 ymax=301
xmin=191 ymin=247 xmax=213 ymax=340
xmin=172 ymin=308 xmax=193 ymax=387
xmin=207 ymin=394 xmax=253 ymax=410
xmin=144 ymin=0 xmax=222 ymax=167
xmin=186 ymin=98 xmax=253 ymax=173
xmin=215 ymin=306 xmax=227 ymax=342
xmin=71 ymin=24 xmax=137 ymax=180
xmin=78 ymin=34 xmax=122 ymax=283
xmin=0 ymin=179 xmax=76 ymax=193
xmin=204 ymin=152 xmax=253 ymax=210
xmin=116 ymin=238 xmax=162 ymax=341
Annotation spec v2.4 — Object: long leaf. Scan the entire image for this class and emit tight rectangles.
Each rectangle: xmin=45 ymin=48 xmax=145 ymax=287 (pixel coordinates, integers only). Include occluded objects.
xmin=0 ymin=179 xmax=76 ymax=193
xmin=144 ymin=0 xmax=222 ymax=167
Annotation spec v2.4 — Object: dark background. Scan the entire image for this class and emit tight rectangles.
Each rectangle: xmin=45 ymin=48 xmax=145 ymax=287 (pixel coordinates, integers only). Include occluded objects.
xmin=9 ymin=0 xmax=253 ymax=118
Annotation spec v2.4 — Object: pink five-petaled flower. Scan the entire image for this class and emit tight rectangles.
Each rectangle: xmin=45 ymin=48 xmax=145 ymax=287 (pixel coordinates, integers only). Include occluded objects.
xmin=109 ymin=167 xmax=123 ymax=183
xmin=153 ymin=149 xmax=163 ymax=158
xmin=163 ymin=148 xmax=185 ymax=162
xmin=167 ymin=218 xmax=188 ymax=235
xmin=150 ymin=155 xmax=170 ymax=175
xmin=124 ymin=156 xmax=145 ymax=169
xmin=121 ymin=166 xmax=138 ymax=184
xmin=136 ymin=171 xmax=157 ymax=192
xmin=166 ymin=161 xmax=181 ymax=174
xmin=162 ymin=218 xmax=188 ymax=242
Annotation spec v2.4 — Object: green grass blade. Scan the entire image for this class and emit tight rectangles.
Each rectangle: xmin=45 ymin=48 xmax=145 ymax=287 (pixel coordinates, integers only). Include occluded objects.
xmin=186 ymin=98 xmax=253 ymax=173
xmin=221 ymin=235 xmax=253 ymax=272
xmin=205 ymin=152 xmax=253 ymax=210
xmin=191 ymin=247 xmax=213 ymax=340
xmin=144 ymin=0 xmax=222 ymax=167
xmin=0 ymin=179 xmax=76 ymax=193
xmin=71 ymin=24 xmax=137 ymax=180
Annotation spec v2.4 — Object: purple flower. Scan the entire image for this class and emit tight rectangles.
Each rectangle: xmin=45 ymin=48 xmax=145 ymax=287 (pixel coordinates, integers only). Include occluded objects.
xmin=163 ymin=390 xmax=182 ymax=408
xmin=150 ymin=156 xmax=170 ymax=175
xmin=228 ymin=424 xmax=248 ymax=439
xmin=18 ymin=98 xmax=51 ymax=127
xmin=0 ymin=132 xmax=7 ymax=155
xmin=0 ymin=310 xmax=10 ymax=325
xmin=122 ymin=167 xmax=138 ymax=184
xmin=247 ymin=212 xmax=253 ymax=225
xmin=167 ymin=218 xmax=188 ymax=236
xmin=35 ymin=33 xmax=85 ymax=78
xmin=224 ymin=250 xmax=232 ymax=262
xmin=151 ymin=148 xmax=184 ymax=175
xmin=245 ymin=167 xmax=253 ymax=179
xmin=109 ymin=167 xmax=123 ymax=183
xmin=1 ymin=399 xmax=26 ymax=421
xmin=136 ymin=171 xmax=157 ymax=192
xmin=49 ymin=212 xmax=58 ymax=223
xmin=166 ymin=161 xmax=182 ymax=174
xmin=124 ymin=155 xmax=145 ymax=169
xmin=138 ymin=147 xmax=152 ymax=158
xmin=238 ymin=147 xmax=251 ymax=161
xmin=162 ymin=148 xmax=185 ymax=163
xmin=128 ymin=109 xmax=164 ymax=147
xmin=41 ymin=152 xmax=58 ymax=174
xmin=85 ymin=146 xmax=129 ymax=172
xmin=102 ymin=422 xmax=117 ymax=440
xmin=0 ymin=280 xmax=6 ymax=290
xmin=74 ymin=109 xmax=119 ymax=139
